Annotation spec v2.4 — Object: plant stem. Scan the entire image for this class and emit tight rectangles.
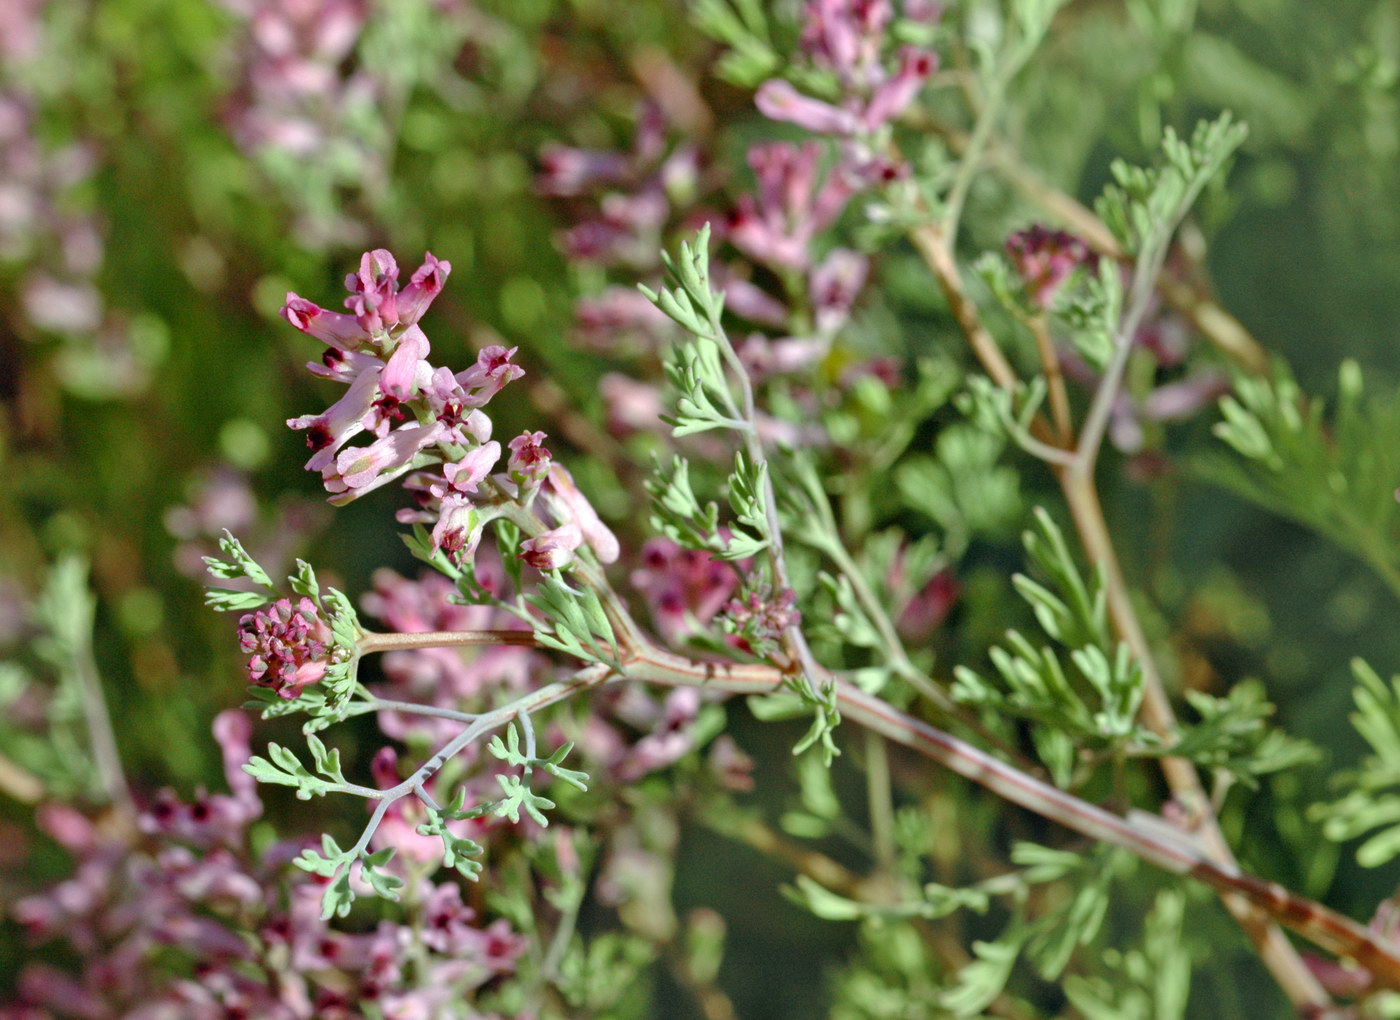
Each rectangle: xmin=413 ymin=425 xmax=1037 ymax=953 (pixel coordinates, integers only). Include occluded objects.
xmin=72 ymin=615 xmax=133 ymax=816
xmin=1028 ymin=313 xmax=1072 ymax=442
xmin=358 ymin=629 xmax=539 ymax=654
xmin=912 ymin=113 xmax=1271 ymax=375
xmin=865 ymin=730 xmax=897 ymax=878
xmin=347 ymin=622 xmax=1397 ymax=992
xmin=624 ymin=643 xmax=1400 ymax=991
xmin=909 ymin=213 xmax=1331 ymax=1008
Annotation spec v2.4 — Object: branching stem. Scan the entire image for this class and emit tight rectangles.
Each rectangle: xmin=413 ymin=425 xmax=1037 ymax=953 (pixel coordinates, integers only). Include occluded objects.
xmin=351 ymin=625 xmax=1400 ymax=991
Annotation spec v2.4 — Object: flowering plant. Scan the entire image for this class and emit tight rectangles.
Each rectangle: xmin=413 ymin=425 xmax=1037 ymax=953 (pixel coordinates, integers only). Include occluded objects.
xmin=10 ymin=1 xmax=1400 ymax=1018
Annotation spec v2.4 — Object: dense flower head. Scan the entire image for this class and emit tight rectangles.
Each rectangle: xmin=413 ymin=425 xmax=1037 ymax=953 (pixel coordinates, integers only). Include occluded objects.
xmin=721 ymin=584 xmax=801 ymax=657
xmin=1005 ymin=225 xmax=1096 ymax=309
xmin=236 ymin=596 xmax=330 ymax=700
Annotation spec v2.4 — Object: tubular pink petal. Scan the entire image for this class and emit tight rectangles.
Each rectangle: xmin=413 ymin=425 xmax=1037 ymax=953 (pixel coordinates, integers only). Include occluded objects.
xmin=546 ymin=463 xmax=620 ymax=564
xmin=755 ymin=80 xmax=856 ymax=136
xmin=380 ymin=325 xmax=430 ymax=401
xmin=396 ymin=252 xmax=452 ymax=325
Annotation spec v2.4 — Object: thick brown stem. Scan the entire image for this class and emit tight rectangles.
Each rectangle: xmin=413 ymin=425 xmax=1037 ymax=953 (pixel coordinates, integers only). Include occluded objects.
xmin=375 ymin=627 xmax=1400 ymax=990
xmin=910 ymin=222 xmax=1019 ymax=391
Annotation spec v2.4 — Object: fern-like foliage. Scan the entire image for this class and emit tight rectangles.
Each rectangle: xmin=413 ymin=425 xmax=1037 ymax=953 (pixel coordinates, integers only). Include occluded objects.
xmin=1202 ymin=359 xmax=1400 ymax=595
xmin=1313 ymin=659 xmax=1400 ymax=867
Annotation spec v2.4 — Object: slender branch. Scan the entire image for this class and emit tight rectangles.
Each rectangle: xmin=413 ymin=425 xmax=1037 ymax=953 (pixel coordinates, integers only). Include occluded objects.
xmin=337 ymin=664 xmax=615 ymax=859
xmin=313 ymin=619 xmax=1398 ymax=990
xmin=706 ymin=304 xmax=829 ymax=693
xmin=941 ymin=16 xmax=1045 ymax=251
xmin=358 ymin=629 xmax=540 ymax=654
xmin=913 ymin=114 xmax=1271 ymax=376
xmin=621 ymin=643 xmax=1400 ymax=990
xmin=910 ymin=221 xmax=1019 ymax=391
xmin=865 ymin=730 xmax=897 ymax=877
xmin=362 ymin=698 xmax=482 ymax=725
xmin=794 ymin=470 xmax=1041 ymax=770
xmin=1027 ymin=313 xmax=1072 ymax=443
xmin=71 ymin=615 xmax=133 ymax=816
xmin=1069 ymin=247 xmax=1163 ymax=478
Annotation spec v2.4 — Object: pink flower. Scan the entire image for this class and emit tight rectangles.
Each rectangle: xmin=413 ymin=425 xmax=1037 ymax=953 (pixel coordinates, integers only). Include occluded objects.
xmin=809 ymin=247 xmax=868 ymax=334
xmin=335 ymin=421 xmax=445 ymax=492
xmin=236 ymin=597 xmax=330 ymax=700
xmin=424 ymin=367 xmax=492 ymax=445
xmin=431 ymin=440 xmax=501 ymax=500
xmin=544 ymin=464 xmax=619 ymax=564
xmin=456 ymin=344 xmax=525 ymax=406
xmin=507 ymin=430 xmax=551 ymax=488
xmin=600 ymin=373 xmax=666 ymax=435
xmin=728 ymin=142 xmax=854 ymax=271
xmin=754 ymin=80 xmax=858 ymax=136
xmin=378 ymin=324 xmax=430 ymax=402
xmin=520 ymin=522 xmax=584 ymax=571
xmin=432 ymin=496 xmax=484 ymax=564
xmin=344 ymin=248 xmax=400 ymax=333
xmin=287 ymin=360 xmax=383 ymax=470
xmin=722 ymin=585 xmax=800 ymax=655
xmin=395 ymin=252 xmax=451 ymax=326
xmin=802 ymin=0 xmax=892 ymax=79
xmin=280 ymin=294 xmax=368 ymax=350
xmin=617 ymin=687 xmax=703 ymax=780
xmin=861 ymin=46 xmax=936 ymax=131
xmin=536 ymin=144 xmax=631 ymax=197
xmin=1005 ymin=225 xmax=1096 ymax=309
xmin=573 ymin=286 xmax=675 ymax=351
xmin=631 ymin=537 xmax=739 ymax=641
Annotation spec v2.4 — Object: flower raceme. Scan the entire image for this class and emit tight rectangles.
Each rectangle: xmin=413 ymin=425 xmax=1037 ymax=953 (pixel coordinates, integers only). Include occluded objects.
xmin=281 ymin=249 xmax=618 ymax=578
xmin=237 ymin=596 xmax=332 ymax=700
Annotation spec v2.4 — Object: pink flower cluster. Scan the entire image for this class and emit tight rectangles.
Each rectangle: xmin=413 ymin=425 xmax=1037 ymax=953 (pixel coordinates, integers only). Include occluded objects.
xmin=0 ymin=6 xmax=152 ymax=396
xmin=237 ymin=596 xmax=332 ymax=700
xmin=282 ymin=250 xmax=509 ymax=549
xmin=721 ymin=585 xmax=802 ymax=658
xmin=285 ymin=248 xmax=623 ymax=575
xmin=215 ymin=0 xmax=391 ymax=244
xmin=5 ymin=712 xmax=526 ymax=1019
xmin=755 ymin=0 xmax=937 ymax=146
xmin=630 ymin=537 xmax=740 ymax=642
xmin=1005 ymin=225 xmax=1097 ymax=309
xmin=218 ymin=0 xmax=371 ymax=157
